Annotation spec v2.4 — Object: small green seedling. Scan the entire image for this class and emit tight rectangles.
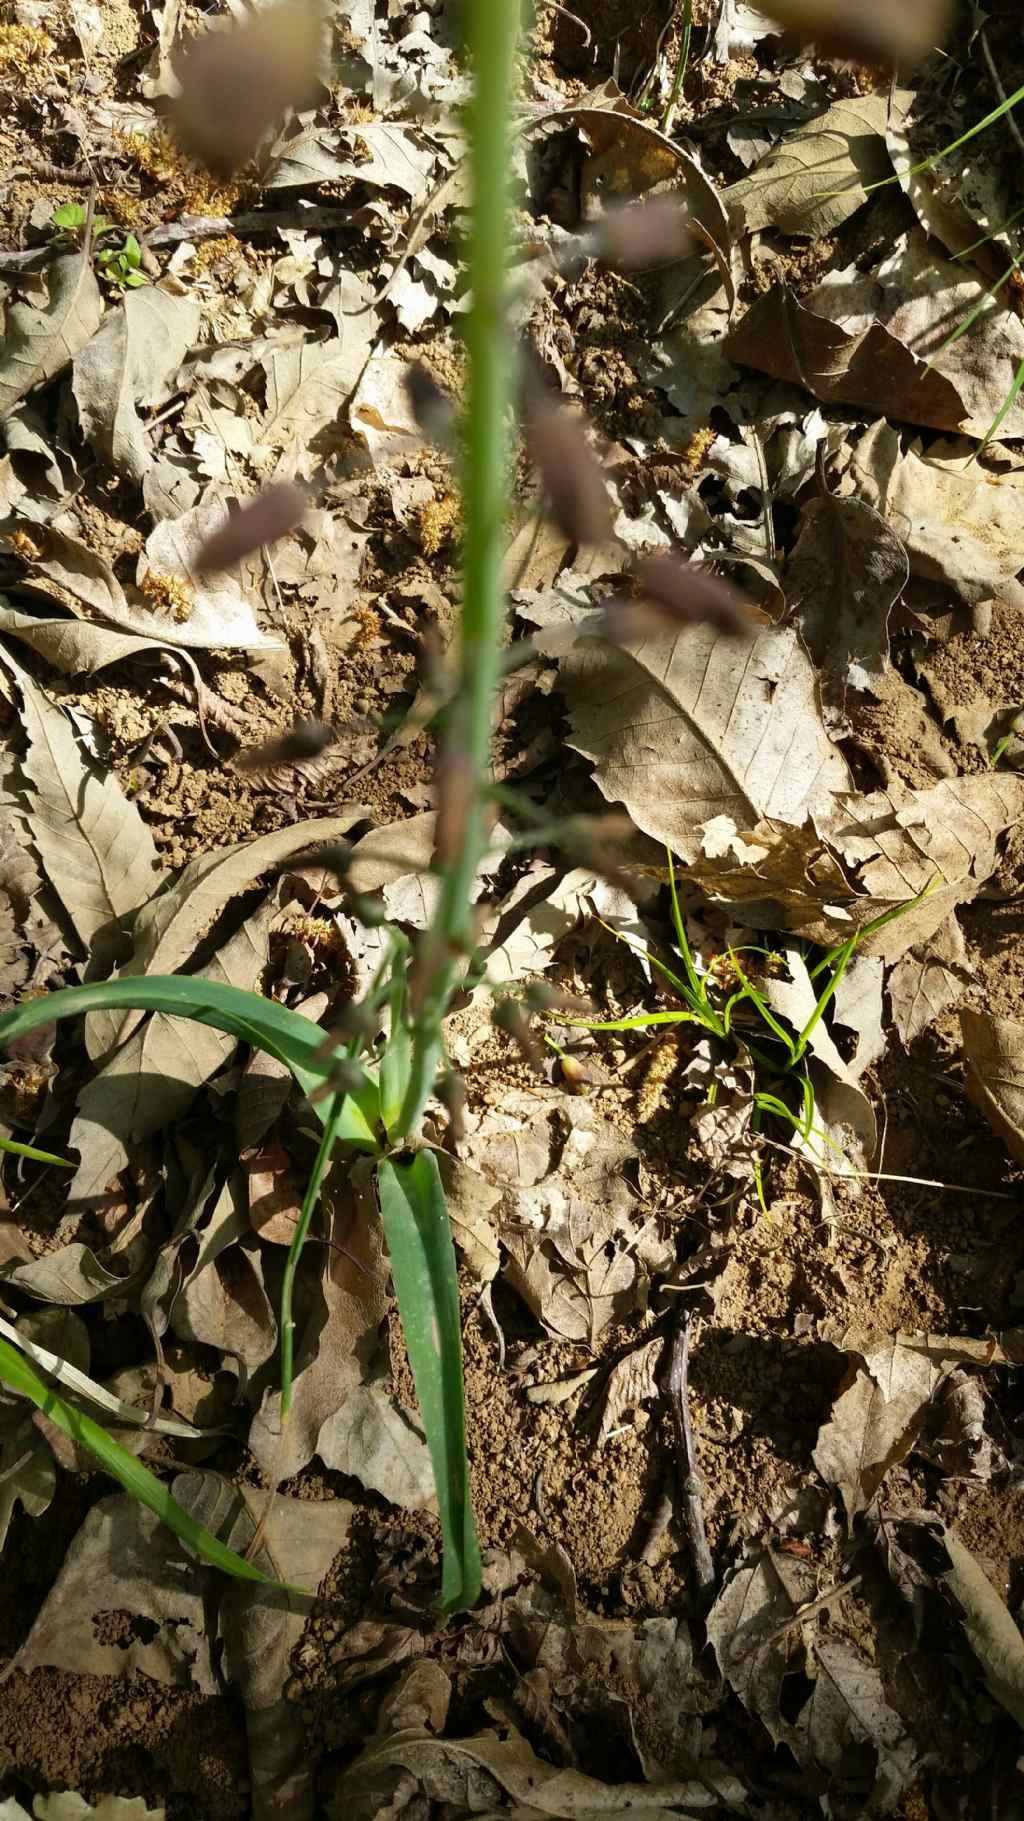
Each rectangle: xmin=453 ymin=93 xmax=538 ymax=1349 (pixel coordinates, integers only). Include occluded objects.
xmin=552 ymin=851 xmax=934 ymax=1205
xmin=50 ymin=202 xmax=147 ymax=289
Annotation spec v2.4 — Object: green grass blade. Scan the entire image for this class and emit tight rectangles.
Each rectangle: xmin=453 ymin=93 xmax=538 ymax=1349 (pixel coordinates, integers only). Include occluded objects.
xmin=280 ymin=1091 xmax=358 ymax=1421
xmin=0 ymin=977 xmax=381 ymax=1149
xmin=0 ymin=1336 xmax=286 ymax=1585
xmin=793 ymin=937 xmax=856 ymax=1063
xmin=380 ymin=957 xmax=414 ymax=1143
xmin=729 ymin=959 xmax=796 ymax=1061
xmin=553 ymin=1010 xmax=698 ymax=1032
xmin=809 ymin=880 xmax=937 ymax=982
xmin=666 ymin=849 xmax=705 ymax=1004
xmin=977 ymin=353 xmax=1024 ymax=458
xmin=593 ymin=914 xmax=695 ymax=1005
xmin=0 ymin=1134 xmax=72 ymax=1167
xmin=377 ymin=1149 xmax=481 ymax=1614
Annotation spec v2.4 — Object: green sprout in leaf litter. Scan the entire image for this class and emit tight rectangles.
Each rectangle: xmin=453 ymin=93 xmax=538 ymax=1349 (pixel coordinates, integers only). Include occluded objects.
xmin=50 ymin=202 xmax=148 ymax=289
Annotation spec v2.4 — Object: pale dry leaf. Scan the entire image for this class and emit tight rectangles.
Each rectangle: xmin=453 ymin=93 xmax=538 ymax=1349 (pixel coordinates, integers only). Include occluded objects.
xmin=726 ymin=285 xmax=966 ymax=434
xmin=18 ymin=1492 xmax=216 ymax=1688
xmin=842 ymin=418 xmax=1024 ymax=614
xmin=800 ymin=1634 xmax=916 ymax=1807
xmin=788 ymin=488 xmax=909 ymax=729
xmin=172 ymin=1170 xmax=278 ymax=1379
xmin=317 ymin=1383 xmax=435 ymax=1509
xmin=939 ymin=1525 xmax=1024 ymax=1726
xmin=502 ymin=1202 xmax=640 ymax=1344
xmin=812 ymin=1336 xmax=983 ymax=1521
xmin=258 ymin=336 xmax=372 ymax=479
xmin=10 ymin=658 xmax=167 ymax=954
xmin=536 ymin=616 xmax=850 ymax=862
xmin=140 ymin=501 xmax=284 ymax=649
xmin=72 ymin=288 xmax=201 ymax=482
xmin=810 ymin=232 xmax=1024 ymax=441
xmin=960 ymin=1008 xmax=1024 ymax=1165
xmin=334 ymin=1719 xmax=745 ymax=1817
xmin=103 ymin=813 xmax=364 ymax=1052
xmin=706 ymin=1545 xmax=817 ymax=1750
xmin=9 ymin=521 xmax=131 ymax=626
xmin=349 ymin=351 xmax=425 ymax=467
xmin=0 ymin=246 xmax=103 ymax=420
xmin=0 ymin=1241 xmax=128 ymax=1306
xmin=0 ymin=604 xmax=174 ymax=676
xmin=831 ymin=951 xmax=886 ymax=1080
xmin=67 ymin=900 xmax=275 ymax=1206
xmin=888 ymin=912 xmax=973 ymax=1046
xmin=435 ymin=1152 xmax=501 ymax=1284
xmin=823 ymin=773 xmax=1024 ymax=958
xmin=726 ymin=93 xmax=896 ymax=237
xmin=264 ymin=121 xmax=437 ymax=202
xmin=34 ymin=1798 xmax=166 ymax=1820
xmin=597 ymin=1335 xmax=664 ymax=1444
xmin=764 ymin=944 xmax=876 ymax=1166
xmin=920 ymin=1370 xmax=992 ymax=1482
xmin=0 ymin=1420 xmax=54 ymax=1551
xmin=249 ymin=1162 xmax=389 ymax=1481
xmin=578 ymin=108 xmax=734 ymax=302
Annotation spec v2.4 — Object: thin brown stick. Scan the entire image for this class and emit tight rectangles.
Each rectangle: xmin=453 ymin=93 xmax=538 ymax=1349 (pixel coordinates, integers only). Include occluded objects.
xmin=666 ymin=1307 xmax=715 ymax=1601
xmin=663 ymin=1318 xmax=710 ymax=1602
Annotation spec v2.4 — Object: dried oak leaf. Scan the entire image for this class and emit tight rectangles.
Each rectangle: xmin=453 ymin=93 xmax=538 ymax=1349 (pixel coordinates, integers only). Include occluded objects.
xmin=529 ymin=612 xmax=850 ymax=862
xmin=960 ymin=1008 xmax=1024 ymax=1164
xmin=726 ymin=92 xmax=896 ymax=238
xmin=788 ymin=486 xmax=909 ymax=731
xmin=72 ymin=288 xmax=200 ymax=482
xmin=0 ymin=245 xmax=103 ymax=420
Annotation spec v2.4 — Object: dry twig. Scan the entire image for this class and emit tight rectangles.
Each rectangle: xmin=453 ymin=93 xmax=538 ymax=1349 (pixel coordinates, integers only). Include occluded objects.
xmin=665 ymin=1307 xmax=715 ymax=1602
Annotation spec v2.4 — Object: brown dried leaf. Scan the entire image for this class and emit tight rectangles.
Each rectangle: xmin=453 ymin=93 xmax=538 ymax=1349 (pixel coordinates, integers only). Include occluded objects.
xmin=939 ymin=1525 xmax=1024 ymax=1726
xmin=0 ymin=247 xmax=103 ymax=420
xmin=960 ymin=1008 xmax=1024 ymax=1165
xmin=540 ymin=617 xmax=850 ymax=861
xmin=11 ymin=659 xmax=167 ymax=954
xmin=0 ymin=603 xmax=173 ymax=676
xmin=841 ymin=419 xmax=1024 ymax=613
xmin=726 ymin=93 xmax=895 ymax=237
xmin=788 ymin=487 xmax=909 ymax=730
xmin=257 ymin=337 xmax=372 ymax=479
xmin=888 ymin=912 xmax=973 ymax=1046
xmin=248 ymin=1162 xmax=389 ymax=1481
xmin=317 ymin=1383 xmax=435 ymax=1509
xmin=139 ymin=502 xmax=286 ymax=649
xmin=707 ymin=1545 xmax=817 ymax=1750
xmin=67 ymin=900 xmax=274 ymax=1206
xmin=72 ymin=288 xmax=201 ymax=482
xmin=597 ymin=1335 xmax=664 ymax=1445
xmin=172 ymin=1171 xmax=278 ymax=1379
xmin=18 ymin=1492 xmax=216 ymax=1688
xmin=726 ymin=285 xmax=966 ymax=433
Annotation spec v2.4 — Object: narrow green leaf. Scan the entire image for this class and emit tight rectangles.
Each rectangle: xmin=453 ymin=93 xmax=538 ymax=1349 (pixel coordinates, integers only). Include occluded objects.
xmin=280 ymin=1092 xmax=365 ymax=1420
xmin=554 ymin=1010 xmax=699 ymax=1032
xmin=0 ymin=1134 xmax=72 ymax=1167
xmin=377 ymin=1149 xmax=481 ymax=1614
xmin=0 ymin=977 xmax=381 ymax=1148
xmin=0 ymin=1336 xmax=286 ymax=1585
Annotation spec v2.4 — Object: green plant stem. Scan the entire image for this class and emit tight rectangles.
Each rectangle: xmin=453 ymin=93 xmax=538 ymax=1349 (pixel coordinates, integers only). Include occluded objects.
xmin=662 ymin=0 xmax=693 ymax=135
xmin=279 ymin=1090 xmax=351 ymax=1421
xmin=398 ymin=0 xmax=523 ymax=1137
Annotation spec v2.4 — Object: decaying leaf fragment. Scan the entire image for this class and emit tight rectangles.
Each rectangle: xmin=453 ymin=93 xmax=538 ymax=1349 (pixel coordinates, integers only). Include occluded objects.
xmin=960 ymin=1008 xmax=1024 ymax=1165
xmin=71 ymin=288 xmax=201 ymax=482
xmin=788 ymin=485 xmax=909 ymax=728
xmin=0 ymin=243 xmax=103 ymax=421
xmin=727 ymin=93 xmax=895 ymax=238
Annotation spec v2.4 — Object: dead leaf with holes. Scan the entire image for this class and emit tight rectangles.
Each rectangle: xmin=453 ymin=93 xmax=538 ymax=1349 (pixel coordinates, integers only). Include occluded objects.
xmin=888 ymin=913 xmax=973 ymax=1046
xmin=726 ymin=92 xmax=897 ymax=237
xmin=0 ymin=245 xmax=103 ymax=420
xmin=525 ymin=604 xmax=850 ymax=861
xmin=72 ymin=288 xmax=201 ymax=482
xmin=708 ymin=1545 xmax=916 ymax=1805
xmin=788 ymin=485 xmax=909 ymax=732
xmin=840 ymin=419 xmax=1024 ymax=614
xmin=960 ymin=1008 xmax=1024 ymax=1164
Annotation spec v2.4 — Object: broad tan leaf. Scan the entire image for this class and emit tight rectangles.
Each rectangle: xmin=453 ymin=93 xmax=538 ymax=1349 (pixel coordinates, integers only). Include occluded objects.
xmin=171 ymin=1168 xmax=277 ymax=1378
xmin=11 ymin=521 xmax=132 ymax=622
xmin=814 ymin=1347 xmax=944 ymax=1524
xmin=72 ymin=287 xmax=201 ymax=482
xmin=788 ymin=488 xmax=909 ymax=728
xmin=842 ymin=418 xmax=1024 ymax=613
xmin=103 ymin=813 xmax=364 ymax=1052
xmin=67 ymin=900 xmax=275 ymax=1204
xmin=265 ymin=121 xmax=437 ymax=200
xmin=257 ymin=336 xmax=374 ymax=478
xmin=726 ymin=285 xmax=966 ymax=434
xmin=939 ymin=1526 xmax=1024 ymax=1726
xmin=0 ymin=1242 xmax=129 ymax=1305
xmin=435 ymin=1153 xmax=501 ymax=1283
xmin=888 ymin=913 xmax=973 ymax=1046
xmin=249 ymin=1162 xmax=389 ymax=1482
xmin=707 ymin=1546 xmax=817 ymax=1750
xmin=960 ymin=1008 xmax=1024 ymax=1165
xmin=11 ymin=659 xmax=167 ymax=954
xmin=317 ymin=1383 xmax=435 ymax=1508
xmin=18 ymin=1492 xmax=216 ymax=1688
xmin=139 ymin=501 xmax=285 ymax=649
xmin=545 ymin=620 xmax=851 ymax=861
xmin=801 ymin=1635 xmax=916 ymax=1804
xmin=726 ymin=93 xmax=895 ymax=237
xmin=0 ymin=247 xmax=103 ymax=420
xmin=35 ymin=1796 xmax=166 ymax=1819
xmin=823 ymin=774 xmax=1024 ymax=957
xmin=0 ymin=603 xmax=166 ymax=674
